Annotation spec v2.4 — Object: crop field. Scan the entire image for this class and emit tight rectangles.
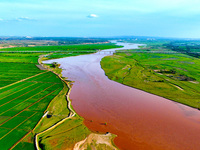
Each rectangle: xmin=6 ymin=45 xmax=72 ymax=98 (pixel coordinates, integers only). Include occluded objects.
xmin=0 ymin=50 xmax=65 ymax=149
xmin=0 ymin=71 xmax=64 ymax=150
xmin=1 ymin=43 xmax=121 ymax=52
xmin=0 ymin=63 xmax=44 ymax=88
xmin=0 ymin=52 xmax=46 ymax=88
xmin=0 ymin=53 xmax=44 ymax=63
xmin=101 ymin=51 xmax=200 ymax=109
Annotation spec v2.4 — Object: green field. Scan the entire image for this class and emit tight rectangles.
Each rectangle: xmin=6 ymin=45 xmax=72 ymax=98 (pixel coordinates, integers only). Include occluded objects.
xmin=0 ymin=71 xmax=64 ymax=150
xmin=0 ymin=43 xmax=121 ymax=88
xmin=1 ymin=43 xmax=121 ymax=52
xmin=101 ymin=50 xmax=200 ymax=109
xmin=0 ymin=50 xmax=73 ymax=149
xmin=0 ymin=47 xmax=68 ymax=149
xmin=37 ymin=114 xmax=91 ymax=150
xmin=0 ymin=53 xmax=43 ymax=63
xmin=0 ymin=43 xmax=121 ymax=150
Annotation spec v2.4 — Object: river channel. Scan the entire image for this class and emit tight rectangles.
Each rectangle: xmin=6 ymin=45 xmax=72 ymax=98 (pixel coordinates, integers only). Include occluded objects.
xmin=44 ymin=41 xmax=200 ymax=150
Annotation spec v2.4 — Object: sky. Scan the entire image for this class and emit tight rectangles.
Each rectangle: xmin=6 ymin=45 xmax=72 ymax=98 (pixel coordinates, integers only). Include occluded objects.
xmin=0 ymin=0 xmax=200 ymax=38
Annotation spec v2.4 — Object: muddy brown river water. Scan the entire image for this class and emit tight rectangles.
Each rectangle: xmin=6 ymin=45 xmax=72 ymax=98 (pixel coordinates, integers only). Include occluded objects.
xmin=44 ymin=41 xmax=200 ymax=150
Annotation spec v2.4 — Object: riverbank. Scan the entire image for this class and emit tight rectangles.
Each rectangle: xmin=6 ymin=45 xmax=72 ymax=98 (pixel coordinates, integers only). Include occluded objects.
xmin=0 ymin=43 xmax=122 ymax=149
xmin=34 ymin=56 xmax=119 ymax=150
xmin=101 ymin=52 xmax=200 ymax=109
xmin=43 ymin=41 xmax=200 ymax=150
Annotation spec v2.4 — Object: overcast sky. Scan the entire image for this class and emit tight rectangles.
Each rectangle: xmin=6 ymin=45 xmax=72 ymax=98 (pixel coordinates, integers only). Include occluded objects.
xmin=0 ymin=0 xmax=200 ymax=38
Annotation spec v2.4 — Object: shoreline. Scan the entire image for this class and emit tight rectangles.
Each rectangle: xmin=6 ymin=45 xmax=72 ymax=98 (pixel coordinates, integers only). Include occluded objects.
xmin=48 ymin=41 xmax=200 ymax=149
xmin=35 ymin=54 xmax=119 ymax=150
xmin=101 ymin=54 xmax=200 ymax=111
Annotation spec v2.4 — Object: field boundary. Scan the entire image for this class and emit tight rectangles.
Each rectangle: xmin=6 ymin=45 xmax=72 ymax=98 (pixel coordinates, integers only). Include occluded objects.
xmin=34 ymin=81 xmax=75 ymax=150
xmin=0 ymin=82 xmax=36 ymax=100
xmin=0 ymin=84 xmax=57 ymax=125
xmin=9 ymin=131 xmax=32 ymax=150
xmin=0 ymin=113 xmax=37 ymax=140
xmin=0 ymin=71 xmax=48 ymax=90
xmin=32 ymin=55 xmax=76 ymax=150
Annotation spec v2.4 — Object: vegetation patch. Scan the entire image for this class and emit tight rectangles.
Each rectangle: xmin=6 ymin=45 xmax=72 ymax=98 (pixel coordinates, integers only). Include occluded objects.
xmin=38 ymin=116 xmax=91 ymax=150
xmin=0 ymin=43 xmax=121 ymax=149
xmin=1 ymin=43 xmax=121 ymax=52
xmin=0 ymin=52 xmax=64 ymax=149
xmin=101 ymin=48 xmax=200 ymax=109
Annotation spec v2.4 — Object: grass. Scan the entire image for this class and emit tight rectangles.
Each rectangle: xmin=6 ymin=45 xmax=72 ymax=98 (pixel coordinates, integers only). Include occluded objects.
xmin=0 ymin=62 xmax=43 ymax=88
xmin=30 ymin=79 xmax=94 ymax=150
xmin=101 ymin=50 xmax=200 ymax=109
xmin=0 ymin=43 xmax=121 ymax=149
xmin=15 ymin=79 xmax=94 ymax=150
xmin=0 ymin=43 xmax=121 ymax=52
xmin=0 ymin=53 xmax=43 ymax=63
xmin=37 ymin=115 xmax=91 ymax=150
xmin=0 ymin=72 xmax=64 ymax=149
xmin=0 ymin=129 xmax=28 ymax=150
xmin=0 ymin=50 xmax=64 ymax=149
xmin=16 ymin=82 xmax=70 ymax=150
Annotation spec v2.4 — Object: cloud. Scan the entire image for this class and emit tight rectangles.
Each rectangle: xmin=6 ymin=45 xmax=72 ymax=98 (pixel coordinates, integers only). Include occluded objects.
xmin=0 ymin=16 xmax=36 ymax=23
xmin=87 ymin=14 xmax=98 ymax=18
xmin=15 ymin=17 xmax=35 ymax=21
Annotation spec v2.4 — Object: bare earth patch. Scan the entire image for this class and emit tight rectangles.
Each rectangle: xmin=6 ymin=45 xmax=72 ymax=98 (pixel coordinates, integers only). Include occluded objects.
xmin=189 ymin=81 xmax=199 ymax=84
xmin=73 ymin=133 xmax=118 ymax=150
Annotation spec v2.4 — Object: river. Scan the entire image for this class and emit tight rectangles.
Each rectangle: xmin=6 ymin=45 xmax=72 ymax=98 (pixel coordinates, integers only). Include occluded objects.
xmin=43 ymin=41 xmax=200 ymax=150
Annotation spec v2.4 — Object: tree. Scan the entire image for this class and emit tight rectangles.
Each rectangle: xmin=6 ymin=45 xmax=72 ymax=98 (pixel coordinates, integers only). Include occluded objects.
xmin=51 ymin=62 xmax=60 ymax=68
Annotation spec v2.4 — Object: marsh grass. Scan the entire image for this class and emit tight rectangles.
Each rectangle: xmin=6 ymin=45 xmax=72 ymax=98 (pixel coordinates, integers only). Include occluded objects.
xmin=101 ymin=52 xmax=200 ymax=109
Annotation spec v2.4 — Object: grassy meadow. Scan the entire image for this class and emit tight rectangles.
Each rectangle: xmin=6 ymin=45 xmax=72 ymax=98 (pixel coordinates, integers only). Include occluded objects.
xmin=101 ymin=49 xmax=200 ymax=109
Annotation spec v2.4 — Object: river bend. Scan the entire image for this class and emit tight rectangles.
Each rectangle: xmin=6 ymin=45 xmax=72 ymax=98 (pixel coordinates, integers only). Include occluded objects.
xmin=44 ymin=41 xmax=200 ymax=150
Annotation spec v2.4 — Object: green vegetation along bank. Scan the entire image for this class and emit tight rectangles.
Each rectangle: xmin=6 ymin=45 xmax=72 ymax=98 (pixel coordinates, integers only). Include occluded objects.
xmin=0 ymin=43 xmax=121 ymax=150
xmin=0 ymin=53 xmax=64 ymax=150
xmin=101 ymin=46 xmax=200 ymax=109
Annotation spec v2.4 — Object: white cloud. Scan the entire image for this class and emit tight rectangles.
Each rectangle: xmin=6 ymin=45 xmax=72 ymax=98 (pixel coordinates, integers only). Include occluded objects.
xmin=0 ymin=16 xmax=36 ymax=22
xmin=15 ymin=16 xmax=35 ymax=21
xmin=87 ymin=14 xmax=98 ymax=18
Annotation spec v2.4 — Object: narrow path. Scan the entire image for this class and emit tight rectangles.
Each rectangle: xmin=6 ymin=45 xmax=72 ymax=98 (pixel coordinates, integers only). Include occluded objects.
xmin=34 ymin=57 xmax=77 ymax=150
xmin=34 ymin=81 xmax=76 ymax=150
